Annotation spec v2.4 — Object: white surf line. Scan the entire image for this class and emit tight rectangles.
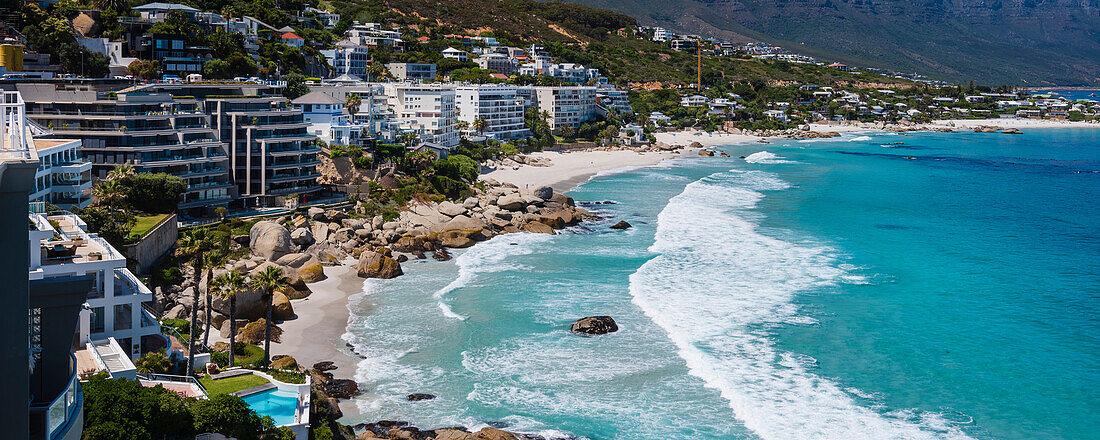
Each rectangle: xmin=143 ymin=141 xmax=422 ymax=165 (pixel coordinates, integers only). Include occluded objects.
xmin=627 ymin=169 xmax=975 ymax=440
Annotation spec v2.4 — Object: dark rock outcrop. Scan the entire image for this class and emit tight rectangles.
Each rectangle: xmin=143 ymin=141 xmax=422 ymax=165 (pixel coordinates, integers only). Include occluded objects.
xmin=406 ymin=393 xmax=436 ymax=401
xmin=609 ymin=220 xmax=632 ymax=230
xmin=571 ymin=316 xmax=619 ymax=335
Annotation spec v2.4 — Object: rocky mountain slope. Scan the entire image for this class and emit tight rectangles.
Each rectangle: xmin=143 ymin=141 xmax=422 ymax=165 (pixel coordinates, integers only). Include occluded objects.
xmin=568 ymin=0 xmax=1100 ymax=86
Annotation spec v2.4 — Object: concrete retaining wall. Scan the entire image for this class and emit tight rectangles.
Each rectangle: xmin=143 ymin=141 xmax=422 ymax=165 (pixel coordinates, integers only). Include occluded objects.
xmin=122 ymin=214 xmax=177 ymax=274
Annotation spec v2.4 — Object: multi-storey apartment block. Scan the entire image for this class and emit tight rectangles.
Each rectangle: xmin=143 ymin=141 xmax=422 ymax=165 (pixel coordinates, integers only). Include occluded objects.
xmin=148 ymin=84 xmax=322 ymax=206
xmin=385 ymin=63 xmax=437 ymax=82
xmin=474 ymin=53 xmax=518 ymax=76
xmin=531 ymin=86 xmax=598 ymax=130
xmin=455 ymin=85 xmax=528 ymax=140
xmin=30 ymin=137 xmax=92 ymax=210
xmin=382 ymin=83 xmax=459 ymax=149
xmin=17 ymin=83 xmax=233 ymax=215
xmin=322 ymin=41 xmax=370 ymax=79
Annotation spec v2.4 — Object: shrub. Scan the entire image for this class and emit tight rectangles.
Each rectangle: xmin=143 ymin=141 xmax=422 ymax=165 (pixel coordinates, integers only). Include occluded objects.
xmin=122 ymin=173 xmax=188 ymax=214
xmin=135 ymin=350 xmax=172 ymax=374
xmin=353 ymin=155 xmax=372 ymax=169
xmin=189 ymin=394 xmax=266 ymax=440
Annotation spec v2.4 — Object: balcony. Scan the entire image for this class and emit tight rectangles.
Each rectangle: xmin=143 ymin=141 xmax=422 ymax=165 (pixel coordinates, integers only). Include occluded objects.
xmin=53 ymin=161 xmax=93 ymax=174
xmin=29 ymin=354 xmax=82 ymax=440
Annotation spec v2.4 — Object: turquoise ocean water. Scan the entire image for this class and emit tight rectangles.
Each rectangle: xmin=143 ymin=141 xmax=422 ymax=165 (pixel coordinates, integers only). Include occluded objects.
xmin=342 ymin=129 xmax=1099 ymax=439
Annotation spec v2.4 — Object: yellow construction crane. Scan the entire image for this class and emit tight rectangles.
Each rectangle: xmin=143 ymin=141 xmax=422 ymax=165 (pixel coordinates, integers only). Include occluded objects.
xmin=697 ymin=38 xmax=702 ymax=91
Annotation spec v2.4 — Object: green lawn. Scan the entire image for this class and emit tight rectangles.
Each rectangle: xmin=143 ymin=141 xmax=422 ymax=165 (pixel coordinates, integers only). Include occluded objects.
xmin=130 ymin=214 xmax=172 ymax=239
xmin=199 ymin=373 xmax=270 ymax=396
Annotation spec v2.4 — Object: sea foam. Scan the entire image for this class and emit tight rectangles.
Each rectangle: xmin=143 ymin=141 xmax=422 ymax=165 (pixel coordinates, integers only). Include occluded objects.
xmin=627 ymin=169 xmax=975 ymax=440
xmin=744 ymin=151 xmax=797 ymax=164
xmin=432 ymin=233 xmax=553 ymax=319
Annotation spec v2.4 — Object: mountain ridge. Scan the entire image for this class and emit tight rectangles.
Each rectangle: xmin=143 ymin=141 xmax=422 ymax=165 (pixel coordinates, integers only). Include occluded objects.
xmin=564 ymin=0 xmax=1100 ymax=86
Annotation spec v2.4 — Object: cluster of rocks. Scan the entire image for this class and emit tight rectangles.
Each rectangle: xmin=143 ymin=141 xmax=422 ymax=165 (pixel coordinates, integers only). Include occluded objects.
xmin=483 ymin=154 xmax=553 ymax=169
xmin=343 ymin=181 xmax=590 ymax=280
xmin=354 ymin=422 xmax=539 ymax=440
xmin=972 ymin=125 xmax=1022 ymax=134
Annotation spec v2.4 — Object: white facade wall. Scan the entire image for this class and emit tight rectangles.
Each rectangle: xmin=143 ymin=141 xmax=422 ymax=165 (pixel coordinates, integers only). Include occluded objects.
xmin=455 ymin=85 xmax=528 ymax=140
xmin=30 ymin=139 xmax=92 ymax=210
xmin=383 ymin=84 xmax=459 ymax=148
xmin=29 ymin=213 xmax=161 ymax=360
xmin=532 ymin=86 xmax=598 ymax=130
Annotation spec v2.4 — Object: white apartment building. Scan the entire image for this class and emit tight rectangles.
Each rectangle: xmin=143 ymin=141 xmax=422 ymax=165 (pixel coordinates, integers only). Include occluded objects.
xmin=518 ymin=61 xmax=601 ymax=84
xmin=30 ymin=138 xmax=92 ymax=210
xmin=653 ymin=27 xmax=670 ymax=42
xmin=596 ymin=87 xmax=633 ymax=115
xmin=386 ymin=63 xmax=437 ymax=82
xmin=29 ymin=212 xmax=163 ymax=361
xmin=475 ymin=53 xmax=518 ymax=75
xmin=531 ymin=86 xmax=598 ymax=130
xmin=455 ymin=85 xmax=528 ymax=140
xmin=347 ymin=22 xmax=402 ymax=46
xmin=322 ymin=41 xmax=370 ymax=79
xmin=383 ymin=83 xmax=459 ymax=148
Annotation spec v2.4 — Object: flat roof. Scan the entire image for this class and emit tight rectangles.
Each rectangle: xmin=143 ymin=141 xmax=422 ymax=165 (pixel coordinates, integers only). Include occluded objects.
xmin=33 ymin=138 xmax=79 ymax=151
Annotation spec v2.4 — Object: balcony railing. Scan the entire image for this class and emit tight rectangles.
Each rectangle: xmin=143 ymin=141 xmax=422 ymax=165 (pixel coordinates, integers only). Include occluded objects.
xmin=29 ymin=354 xmax=82 ymax=440
xmin=1 ymin=91 xmax=33 ymax=160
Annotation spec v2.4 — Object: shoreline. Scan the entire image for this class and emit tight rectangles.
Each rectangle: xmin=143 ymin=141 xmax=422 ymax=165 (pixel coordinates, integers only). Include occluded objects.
xmin=480 ymin=149 xmax=681 ymax=191
xmin=279 ymin=262 xmax=363 ymax=416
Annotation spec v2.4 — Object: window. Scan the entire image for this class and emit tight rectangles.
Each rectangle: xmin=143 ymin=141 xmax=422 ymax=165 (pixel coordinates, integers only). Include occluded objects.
xmin=114 ymin=304 xmax=132 ymax=331
xmin=90 ymin=307 xmax=105 ymax=333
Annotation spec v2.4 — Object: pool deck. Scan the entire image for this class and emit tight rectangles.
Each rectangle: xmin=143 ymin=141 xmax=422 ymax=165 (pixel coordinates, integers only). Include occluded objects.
xmin=231 ymin=383 xmax=277 ymax=398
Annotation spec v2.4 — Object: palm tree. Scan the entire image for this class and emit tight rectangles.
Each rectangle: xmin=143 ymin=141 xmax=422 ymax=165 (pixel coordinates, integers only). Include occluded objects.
xmin=250 ymin=266 xmax=289 ymax=368
xmin=345 ymin=93 xmax=362 ymax=116
xmin=175 ymin=228 xmax=215 ymax=376
xmin=472 ymin=117 xmax=489 ymax=134
xmin=92 ymin=0 xmax=130 ymax=12
xmin=539 ymin=110 xmax=552 ymax=132
xmin=366 ymin=62 xmax=385 ymax=82
xmin=212 ymin=270 xmax=248 ymax=367
xmin=106 ymin=164 xmax=135 ymax=181
xmin=201 ymin=248 xmax=228 ymax=350
xmin=92 ymin=179 xmax=127 ymax=207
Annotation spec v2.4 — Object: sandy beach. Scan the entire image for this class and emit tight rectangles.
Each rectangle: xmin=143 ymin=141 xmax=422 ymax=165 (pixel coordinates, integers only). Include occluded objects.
xmin=279 ymin=262 xmax=361 ymax=375
xmin=481 ymin=149 xmax=682 ymax=191
xmin=929 ymin=118 xmax=1100 ymax=129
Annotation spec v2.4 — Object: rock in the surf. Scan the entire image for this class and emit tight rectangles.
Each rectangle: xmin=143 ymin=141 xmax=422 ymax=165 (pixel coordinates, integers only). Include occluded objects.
xmin=571 ymin=316 xmax=619 ymax=335
xmin=609 ymin=220 xmax=632 ymax=230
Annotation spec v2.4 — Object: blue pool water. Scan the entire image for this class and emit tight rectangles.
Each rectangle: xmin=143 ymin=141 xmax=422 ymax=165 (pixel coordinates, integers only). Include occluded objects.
xmin=242 ymin=389 xmax=298 ymax=426
xmin=343 ymin=128 xmax=1099 ymax=439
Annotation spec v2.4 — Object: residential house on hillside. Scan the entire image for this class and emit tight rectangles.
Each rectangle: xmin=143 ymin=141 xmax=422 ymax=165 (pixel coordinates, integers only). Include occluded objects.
xmin=681 ymin=95 xmax=709 ymax=107
xmin=442 ymin=47 xmax=468 ymax=62
xmin=280 ymin=32 xmax=305 ymax=49
xmin=138 ymin=33 xmax=213 ymax=77
xmin=132 ymin=2 xmax=200 ymax=22
xmin=475 ymin=53 xmax=518 ymax=76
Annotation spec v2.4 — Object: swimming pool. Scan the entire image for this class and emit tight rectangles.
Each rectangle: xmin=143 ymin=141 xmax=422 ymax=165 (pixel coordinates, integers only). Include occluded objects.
xmin=240 ymin=389 xmax=298 ymax=426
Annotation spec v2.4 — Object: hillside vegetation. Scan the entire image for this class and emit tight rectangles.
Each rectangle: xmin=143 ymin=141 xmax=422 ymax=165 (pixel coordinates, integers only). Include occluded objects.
xmin=568 ymin=0 xmax=1100 ymax=86
xmin=328 ymin=0 xmax=914 ymax=88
